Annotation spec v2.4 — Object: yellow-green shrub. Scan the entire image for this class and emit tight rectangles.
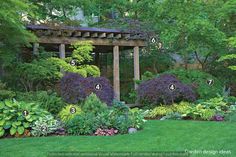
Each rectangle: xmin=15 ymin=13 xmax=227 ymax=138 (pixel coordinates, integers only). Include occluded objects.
xmin=58 ymin=105 xmax=83 ymax=122
xmin=172 ymin=102 xmax=192 ymax=114
xmin=147 ymin=106 xmax=173 ymax=118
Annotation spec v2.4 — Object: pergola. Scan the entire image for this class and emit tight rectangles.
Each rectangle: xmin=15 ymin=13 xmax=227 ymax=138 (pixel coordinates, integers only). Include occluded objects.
xmin=27 ymin=25 xmax=146 ymax=101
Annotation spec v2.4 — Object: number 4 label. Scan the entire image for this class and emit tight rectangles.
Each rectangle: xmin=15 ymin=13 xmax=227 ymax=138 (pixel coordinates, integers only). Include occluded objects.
xmin=95 ymin=84 xmax=102 ymax=91
xmin=168 ymin=84 xmax=176 ymax=91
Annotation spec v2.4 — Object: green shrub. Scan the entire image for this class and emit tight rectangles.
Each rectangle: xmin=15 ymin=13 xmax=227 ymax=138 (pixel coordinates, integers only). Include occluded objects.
xmin=224 ymin=102 xmax=236 ymax=122
xmin=128 ymin=108 xmax=147 ymax=129
xmin=66 ymin=102 xmax=146 ymax=135
xmin=66 ymin=113 xmax=97 ymax=135
xmin=110 ymin=114 xmax=131 ymax=134
xmin=15 ymin=59 xmax=61 ymax=91
xmin=58 ymin=105 xmax=83 ymax=123
xmin=0 ymin=99 xmax=50 ymax=137
xmin=225 ymin=111 xmax=236 ymax=122
xmin=111 ymin=100 xmax=129 ymax=115
xmin=164 ymin=69 xmax=224 ymax=99
xmin=223 ymin=96 xmax=236 ymax=106
xmin=31 ymin=115 xmax=61 ymax=137
xmin=95 ymin=110 xmax=113 ymax=129
xmin=17 ymin=91 xmax=66 ymax=115
xmin=139 ymin=71 xmax=155 ymax=82
xmin=0 ymin=81 xmax=15 ymax=100
xmin=82 ymin=93 xmax=107 ymax=115
xmin=96 ymin=105 xmax=147 ymax=134
xmin=105 ymin=105 xmax=147 ymax=133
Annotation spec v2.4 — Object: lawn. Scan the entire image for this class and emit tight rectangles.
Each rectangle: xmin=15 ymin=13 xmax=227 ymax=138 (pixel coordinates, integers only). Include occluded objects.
xmin=0 ymin=120 xmax=235 ymax=157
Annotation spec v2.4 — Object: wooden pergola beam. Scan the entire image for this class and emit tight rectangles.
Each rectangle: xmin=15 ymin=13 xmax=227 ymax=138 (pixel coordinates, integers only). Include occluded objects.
xmin=38 ymin=36 xmax=146 ymax=47
xmin=107 ymin=33 xmax=114 ymax=38
xmin=44 ymin=30 xmax=52 ymax=36
xmin=91 ymin=32 xmax=98 ymax=38
xmin=124 ymin=34 xmax=131 ymax=40
xmin=74 ymin=31 xmax=82 ymax=37
xmin=82 ymin=32 xmax=90 ymax=37
xmin=52 ymin=30 xmax=62 ymax=36
xmin=99 ymin=33 xmax=106 ymax=38
xmin=114 ymin=34 xmax=122 ymax=39
xmin=62 ymin=30 xmax=73 ymax=37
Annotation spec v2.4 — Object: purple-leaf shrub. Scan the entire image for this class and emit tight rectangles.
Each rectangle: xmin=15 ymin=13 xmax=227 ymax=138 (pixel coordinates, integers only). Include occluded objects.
xmin=137 ymin=74 xmax=197 ymax=105
xmin=60 ymin=72 xmax=114 ymax=105
xmin=60 ymin=73 xmax=86 ymax=104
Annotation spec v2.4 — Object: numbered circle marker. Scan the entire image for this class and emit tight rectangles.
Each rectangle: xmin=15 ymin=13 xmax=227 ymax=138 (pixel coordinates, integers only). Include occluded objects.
xmin=150 ymin=37 xmax=157 ymax=44
xmin=41 ymin=126 xmax=47 ymax=132
xmin=70 ymin=107 xmax=76 ymax=114
xmin=70 ymin=59 xmax=77 ymax=66
xmin=94 ymin=83 xmax=102 ymax=91
xmin=22 ymin=110 xmax=29 ymax=116
xmin=168 ymin=84 xmax=176 ymax=92
xmin=207 ymin=79 xmax=214 ymax=86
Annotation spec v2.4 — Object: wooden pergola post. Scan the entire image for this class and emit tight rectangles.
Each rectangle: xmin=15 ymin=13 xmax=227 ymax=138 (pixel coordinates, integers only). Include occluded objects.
xmin=134 ymin=46 xmax=140 ymax=89
xmin=59 ymin=44 xmax=65 ymax=59
xmin=113 ymin=45 xmax=120 ymax=100
xmin=33 ymin=43 xmax=39 ymax=55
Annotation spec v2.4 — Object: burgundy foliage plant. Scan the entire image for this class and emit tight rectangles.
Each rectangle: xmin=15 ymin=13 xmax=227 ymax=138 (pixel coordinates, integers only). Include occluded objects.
xmin=137 ymin=74 xmax=197 ymax=105
xmin=60 ymin=72 xmax=114 ymax=105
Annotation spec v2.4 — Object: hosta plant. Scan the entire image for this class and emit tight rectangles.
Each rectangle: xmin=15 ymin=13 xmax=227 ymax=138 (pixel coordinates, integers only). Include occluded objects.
xmin=58 ymin=105 xmax=83 ymax=123
xmin=172 ymin=101 xmax=192 ymax=114
xmin=31 ymin=115 xmax=61 ymax=137
xmin=0 ymin=99 xmax=49 ymax=137
xmin=182 ymin=104 xmax=215 ymax=120
xmin=147 ymin=106 xmax=173 ymax=118
xmin=200 ymin=109 xmax=216 ymax=121
xmin=199 ymin=97 xmax=228 ymax=111
xmin=160 ymin=112 xmax=182 ymax=120
xmin=128 ymin=108 xmax=147 ymax=129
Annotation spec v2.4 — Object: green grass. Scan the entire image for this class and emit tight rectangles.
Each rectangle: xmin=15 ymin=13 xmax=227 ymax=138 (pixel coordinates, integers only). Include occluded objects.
xmin=0 ymin=120 xmax=235 ymax=157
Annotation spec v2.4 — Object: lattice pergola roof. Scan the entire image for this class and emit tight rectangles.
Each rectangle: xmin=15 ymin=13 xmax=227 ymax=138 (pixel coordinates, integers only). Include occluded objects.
xmin=27 ymin=25 xmax=146 ymax=47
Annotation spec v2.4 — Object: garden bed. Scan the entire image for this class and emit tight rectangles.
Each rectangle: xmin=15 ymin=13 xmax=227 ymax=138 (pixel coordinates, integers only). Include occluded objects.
xmin=0 ymin=120 xmax=235 ymax=157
